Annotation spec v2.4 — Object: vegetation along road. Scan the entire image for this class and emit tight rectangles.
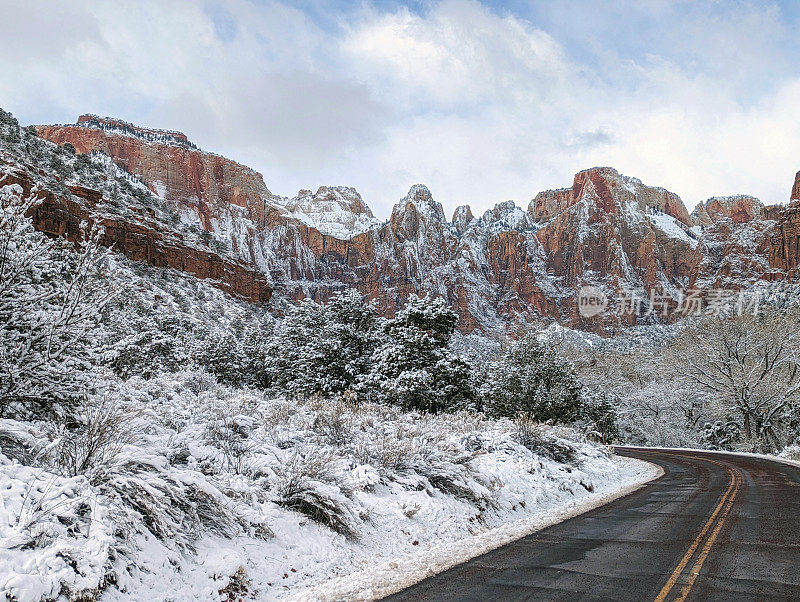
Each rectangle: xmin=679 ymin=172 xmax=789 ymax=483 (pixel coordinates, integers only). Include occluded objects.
xmin=386 ymin=448 xmax=800 ymax=601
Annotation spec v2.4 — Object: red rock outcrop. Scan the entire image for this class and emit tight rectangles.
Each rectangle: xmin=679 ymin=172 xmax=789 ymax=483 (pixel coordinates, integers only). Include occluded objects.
xmin=764 ymin=172 xmax=800 ymax=278
xmin=33 ymin=116 xmax=797 ymax=336
xmin=529 ymin=167 xmax=692 ymax=226
xmin=691 ymin=195 xmax=763 ymax=226
xmin=36 ymin=116 xmax=273 ymax=230
xmin=769 ymin=201 xmax=800 ymax=277
xmin=0 ymin=160 xmax=271 ymax=304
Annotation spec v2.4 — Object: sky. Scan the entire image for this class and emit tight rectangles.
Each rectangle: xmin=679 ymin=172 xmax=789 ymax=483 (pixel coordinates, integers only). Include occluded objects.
xmin=2 ymin=0 xmax=799 ymax=219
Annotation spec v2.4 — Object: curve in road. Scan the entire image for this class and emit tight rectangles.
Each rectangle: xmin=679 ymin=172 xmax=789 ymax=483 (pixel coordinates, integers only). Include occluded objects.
xmin=384 ymin=448 xmax=800 ymax=601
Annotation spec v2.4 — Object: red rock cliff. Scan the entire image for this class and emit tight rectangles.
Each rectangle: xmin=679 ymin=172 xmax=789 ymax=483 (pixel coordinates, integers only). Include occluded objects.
xmin=34 ymin=116 xmax=796 ymax=335
xmin=37 ymin=116 xmax=273 ymax=230
xmin=0 ymin=158 xmax=271 ymax=304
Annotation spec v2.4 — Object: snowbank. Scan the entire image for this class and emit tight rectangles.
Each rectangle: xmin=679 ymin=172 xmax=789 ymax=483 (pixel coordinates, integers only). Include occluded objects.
xmin=0 ymin=385 xmax=661 ymax=602
xmin=286 ymin=455 xmax=660 ymax=601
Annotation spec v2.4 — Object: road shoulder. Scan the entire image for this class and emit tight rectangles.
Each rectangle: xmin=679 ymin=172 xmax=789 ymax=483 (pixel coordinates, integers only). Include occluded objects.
xmin=286 ymin=454 xmax=663 ymax=602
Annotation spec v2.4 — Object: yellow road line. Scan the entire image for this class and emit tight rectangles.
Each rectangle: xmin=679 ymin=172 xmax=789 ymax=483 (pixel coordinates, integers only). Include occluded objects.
xmin=674 ymin=469 xmax=741 ymax=601
xmin=653 ymin=457 xmax=738 ymax=602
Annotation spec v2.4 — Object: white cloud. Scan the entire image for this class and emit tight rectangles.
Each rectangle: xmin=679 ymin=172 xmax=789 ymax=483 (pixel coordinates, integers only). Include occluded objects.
xmin=0 ymin=0 xmax=798 ymax=218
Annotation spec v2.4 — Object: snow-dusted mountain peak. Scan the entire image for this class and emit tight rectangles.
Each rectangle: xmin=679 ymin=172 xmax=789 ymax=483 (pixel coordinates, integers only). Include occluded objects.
xmin=452 ymin=205 xmax=475 ymax=236
xmin=396 ymin=184 xmax=447 ymax=224
xmin=479 ymin=200 xmax=532 ymax=233
xmin=275 ymin=185 xmax=383 ymax=239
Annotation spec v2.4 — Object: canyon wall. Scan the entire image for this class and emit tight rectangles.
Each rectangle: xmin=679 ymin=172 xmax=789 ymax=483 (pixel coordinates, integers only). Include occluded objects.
xmin=33 ymin=115 xmax=799 ymax=335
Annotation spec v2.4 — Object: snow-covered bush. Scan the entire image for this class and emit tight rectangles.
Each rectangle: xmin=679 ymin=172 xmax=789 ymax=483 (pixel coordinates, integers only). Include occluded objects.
xmin=515 ymin=418 xmax=579 ymax=465
xmin=49 ymin=395 xmax=141 ymax=479
xmin=360 ymin=294 xmax=474 ymax=413
xmin=272 ymin=447 xmax=361 ymax=539
xmin=481 ymin=334 xmax=585 ymax=423
xmin=0 ymin=176 xmax=110 ymax=419
xmin=779 ymin=444 xmax=800 ymax=462
xmin=264 ymin=289 xmax=381 ymax=398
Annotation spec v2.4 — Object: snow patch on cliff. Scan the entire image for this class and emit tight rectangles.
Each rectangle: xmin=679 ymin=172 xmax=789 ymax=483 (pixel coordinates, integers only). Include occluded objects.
xmin=649 ymin=211 xmax=697 ymax=248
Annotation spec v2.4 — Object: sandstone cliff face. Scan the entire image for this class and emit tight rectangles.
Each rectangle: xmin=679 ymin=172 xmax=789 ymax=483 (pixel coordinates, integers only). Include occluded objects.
xmin=0 ymin=159 xmax=271 ymax=304
xmin=36 ymin=116 xmax=273 ymax=232
xmin=792 ymin=171 xmax=800 ymax=202
xmin=530 ymin=167 xmax=692 ymax=226
xmin=34 ymin=115 xmax=797 ymax=335
xmin=691 ymin=195 xmax=763 ymax=226
xmin=769 ymin=202 xmax=800 ymax=277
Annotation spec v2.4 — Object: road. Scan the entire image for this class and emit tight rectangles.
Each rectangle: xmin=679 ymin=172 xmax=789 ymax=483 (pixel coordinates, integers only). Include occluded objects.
xmin=384 ymin=448 xmax=800 ymax=601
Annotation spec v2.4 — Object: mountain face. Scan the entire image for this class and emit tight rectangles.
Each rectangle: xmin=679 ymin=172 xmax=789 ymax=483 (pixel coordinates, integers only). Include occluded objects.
xmin=32 ymin=114 xmax=800 ymax=335
xmin=0 ymin=110 xmax=271 ymax=304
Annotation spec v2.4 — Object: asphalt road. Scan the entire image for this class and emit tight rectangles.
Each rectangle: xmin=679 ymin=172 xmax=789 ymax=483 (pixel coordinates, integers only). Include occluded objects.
xmin=384 ymin=448 xmax=800 ymax=601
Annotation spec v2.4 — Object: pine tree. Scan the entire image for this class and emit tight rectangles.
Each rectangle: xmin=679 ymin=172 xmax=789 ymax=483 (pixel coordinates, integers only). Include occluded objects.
xmin=361 ymin=294 xmax=473 ymax=413
xmin=482 ymin=334 xmax=584 ymax=424
xmin=265 ymin=290 xmax=381 ymax=398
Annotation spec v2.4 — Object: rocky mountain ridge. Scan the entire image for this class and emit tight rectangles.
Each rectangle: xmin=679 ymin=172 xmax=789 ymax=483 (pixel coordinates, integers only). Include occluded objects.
xmin=31 ymin=114 xmax=800 ymax=334
xmin=0 ymin=110 xmax=271 ymax=304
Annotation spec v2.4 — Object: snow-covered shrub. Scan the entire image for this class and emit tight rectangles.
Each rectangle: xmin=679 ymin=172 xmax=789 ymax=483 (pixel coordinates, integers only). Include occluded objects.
xmin=271 ymin=448 xmax=361 ymax=539
xmin=104 ymin=458 xmax=247 ymax=549
xmin=360 ymin=294 xmax=474 ymax=413
xmin=515 ymin=418 xmax=579 ymax=465
xmin=481 ymin=334 xmax=585 ymax=424
xmin=0 ymin=457 xmax=117 ymax=602
xmin=579 ymin=388 xmax=620 ymax=444
xmin=46 ymin=396 xmax=140 ymax=480
xmin=351 ymin=423 xmax=418 ymax=474
xmin=410 ymin=452 xmax=495 ymax=509
xmin=0 ymin=177 xmax=110 ymax=419
xmin=265 ymin=290 xmax=382 ymax=398
xmin=779 ymin=444 xmax=800 ymax=462
xmin=699 ymin=420 xmax=742 ymax=451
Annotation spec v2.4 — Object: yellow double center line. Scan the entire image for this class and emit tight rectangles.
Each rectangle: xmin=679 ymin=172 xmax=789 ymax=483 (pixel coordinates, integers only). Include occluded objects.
xmin=654 ymin=456 xmax=742 ymax=602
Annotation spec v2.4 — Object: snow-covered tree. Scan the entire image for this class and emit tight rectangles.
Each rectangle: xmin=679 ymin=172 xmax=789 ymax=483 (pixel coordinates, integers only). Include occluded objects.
xmin=481 ymin=335 xmax=584 ymax=424
xmin=360 ymin=294 xmax=473 ymax=413
xmin=265 ymin=290 xmax=382 ymax=398
xmin=673 ymin=311 xmax=800 ymax=452
xmin=580 ymin=388 xmax=620 ymax=443
xmin=571 ymin=346 xmax=703 ymax=447
xmin=105 ymin=312 xmax=196 ymax=379
xmin=0 ymin=177 xmax=110 ymax=418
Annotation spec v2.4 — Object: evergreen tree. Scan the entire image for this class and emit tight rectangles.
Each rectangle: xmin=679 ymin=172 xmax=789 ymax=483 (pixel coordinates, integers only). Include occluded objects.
xmin=361 ymin=294 xmax=473 ymax=413
xmin=482 ymin=335 xmax=584 ymax=424
xmin=265 ymin=290 xmax=381 ymax=398
xmin=581 ymin=388 xmax=620 ymax=443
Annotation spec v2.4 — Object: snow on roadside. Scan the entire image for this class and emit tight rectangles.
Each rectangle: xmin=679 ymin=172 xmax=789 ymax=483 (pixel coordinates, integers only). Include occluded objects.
xmin=286 ymin=455 xmax=660 ymax=602
xmin=623 ymin=445 xmax=800 ymax=470
xmin=1 ymin=385 xmax=661 ymax=602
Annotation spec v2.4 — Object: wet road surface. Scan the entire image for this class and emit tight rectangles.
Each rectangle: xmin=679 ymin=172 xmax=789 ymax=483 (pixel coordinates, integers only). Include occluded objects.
xmin=385 ymin=448 xmax=800 ymax=601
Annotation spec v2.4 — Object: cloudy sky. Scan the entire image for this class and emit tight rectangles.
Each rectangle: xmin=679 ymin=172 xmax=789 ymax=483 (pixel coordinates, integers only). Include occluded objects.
xmin=2 ymin=0 xmax=799 ymax=218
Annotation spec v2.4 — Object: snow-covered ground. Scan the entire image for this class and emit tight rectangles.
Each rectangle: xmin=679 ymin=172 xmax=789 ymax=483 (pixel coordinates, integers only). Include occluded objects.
xmin=287 ymin=455 xmax=659 ymax=601
xmin=0 ymin=386 xmax=659 ymax=602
